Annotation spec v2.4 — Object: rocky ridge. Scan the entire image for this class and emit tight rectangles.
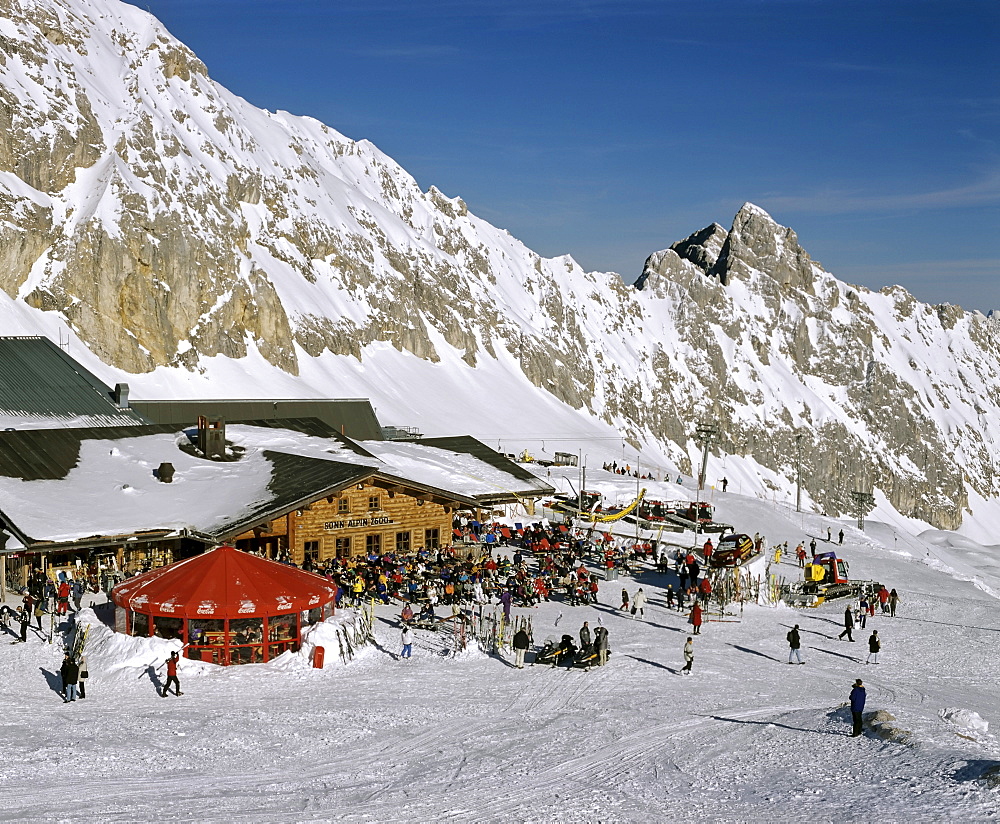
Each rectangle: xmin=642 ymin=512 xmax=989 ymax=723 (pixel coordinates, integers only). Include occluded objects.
xmin=0 ymin=0 xmax=997 ymax=529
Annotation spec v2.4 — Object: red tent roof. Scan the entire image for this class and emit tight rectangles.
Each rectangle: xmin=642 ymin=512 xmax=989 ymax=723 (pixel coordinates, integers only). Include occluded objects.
xmin=112 ymin=545 xmax=336 ymax=619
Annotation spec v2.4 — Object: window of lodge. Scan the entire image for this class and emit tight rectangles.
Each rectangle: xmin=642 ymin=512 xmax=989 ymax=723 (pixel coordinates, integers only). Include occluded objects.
xmin=338 ymin=496 xmax=350 ymax=514
xmin=368 ymin=494 xmax=380 ymax=511
xmin=335 ymin=537 xmax=351 ymax=558
xmin=304 ymin=541 xmax=319 ymax=563
xmin=425 ymin=528 xmax=440 ymax=550
xmin=366 ymin=533 xmax=381 ymax=554
xmin=395 ymin=531 xmax=410 ymax=553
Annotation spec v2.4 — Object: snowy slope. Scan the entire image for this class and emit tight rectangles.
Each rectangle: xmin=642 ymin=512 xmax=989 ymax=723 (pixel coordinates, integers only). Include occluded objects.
xmin=0 ymin=0 xmax=997 ymax=536
xmin=1 ymin=479 xmax=998 ymax=821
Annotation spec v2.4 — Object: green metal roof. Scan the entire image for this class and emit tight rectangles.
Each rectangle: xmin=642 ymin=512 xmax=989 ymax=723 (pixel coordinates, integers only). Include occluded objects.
xmin=0 ymin=337 xmax=149 ymax=429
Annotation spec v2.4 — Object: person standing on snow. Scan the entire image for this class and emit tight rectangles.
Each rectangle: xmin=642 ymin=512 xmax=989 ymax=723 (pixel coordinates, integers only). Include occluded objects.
xmin=631 ymin=588 xmax=647 ymax=619
xmin=866 ymin=631 xmax=880 ymax=665
xmin=594 ymin=626 xmax=610 ymax=666
xmin=579 ymin=621 xmax=592 ymax=652
xmin=77 ymin=654 xmax=89 ymax=698
xmin=512 ymin=627 xmax=530 ymax=669
xmin=60 ymin=654 xmax=80 ymax=702
xmin=15 ymin=606 xmax=29 ymax=643
xmin=877 ymin=585 xmax=890 ymax=613
xmin=787 ymin=624 xmax=804 ymax=664
xmin=498 ymin=589 xmax=513 ymax=622
xmin=888 ymin=589 xmax=900 ymax=617
xmin=838 ymin=605 xmax=855 ymax=642
xmin=858 ymin=597 xmax=869 ymax=629
xmin=619 ymin=588 xmax=630 ymax=611
xmin=400 ymin=625 xmax=414 ymax=660
xmin=682 ymin=637 xmax=694 ymax=674
xmin=689 ymin=602 xmax=703 ymax=635
xmin=162 ymin=651 xmax=182 ymax=696
xmin=849 ymin=679 xmax=866 ymax=736
xmin=838 ymin=529 xmax=844 ymax=545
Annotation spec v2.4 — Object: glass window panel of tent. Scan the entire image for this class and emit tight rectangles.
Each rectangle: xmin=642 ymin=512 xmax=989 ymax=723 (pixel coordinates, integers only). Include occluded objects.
xmin=188 ymin=618 xmax=225 ymax=646
xmin=230 ymin=617 xmax=264 ymax=645
xmin=267 ymin=614 xmax=297 ymax=642
xmin=131 ymin=611 xmax=149 ymax=637
xmin=154 ymin=615 xmax=184 ymax=640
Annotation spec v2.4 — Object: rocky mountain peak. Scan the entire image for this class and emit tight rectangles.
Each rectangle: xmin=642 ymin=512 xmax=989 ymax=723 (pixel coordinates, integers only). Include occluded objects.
xmin=709 ymin=202 xmax=818 ymax=294
xmin=670 ymin=222 xmax=728 ymax=272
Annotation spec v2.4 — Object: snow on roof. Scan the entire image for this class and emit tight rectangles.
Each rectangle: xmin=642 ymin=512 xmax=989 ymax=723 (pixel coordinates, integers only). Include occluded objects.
xmin=0 ymin=430 xmax=277 ymax=544
xmin=0 ymin=423 xmax=549 ymax=546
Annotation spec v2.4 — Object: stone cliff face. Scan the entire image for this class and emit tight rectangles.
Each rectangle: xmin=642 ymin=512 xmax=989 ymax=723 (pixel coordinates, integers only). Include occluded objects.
xmin=634 ymin=204 xmax=1000 ymax=529
xmin=0 ymin=0 xmax=997 ymax=529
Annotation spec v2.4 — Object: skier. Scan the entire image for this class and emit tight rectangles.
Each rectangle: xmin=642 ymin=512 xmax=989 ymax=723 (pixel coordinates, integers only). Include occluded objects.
xmin=162 ymin=651 xmax=182 ymax=696
xmin=512 ymin=627 xmax=530 ymax=669
xmin=689 ymin=602 xmax=703 ymax=635
xmin=682 ymin=637 xmax=694 ymax=674
xmin=400 ymin=625 xmax=414 ymax=659
xmin=787 ymin=624 xmax=804 ymax=664
xmin=698 ymin=577 xmax=712 ymax=604
xmin=838 ymin=529 xmax=844 ymax=545
xmin=866 ymin=630 xmax=880 ymax=665
xmin=631 ymin=588 xmax=647 ymax=619
xmin=721 ymin=477 xmax=728 ymax=492
xmin=60 ymin=654 xmax=80 ymax=702
xmin=849 ymin=679 xmax=866 ymax=736
xmin=888 ymin=589 xmax=900 ymax=617
xmin=838 ymin=605 xmax=855 ymax=642
xmin=619 ymin=588 xmax=630 ymax=611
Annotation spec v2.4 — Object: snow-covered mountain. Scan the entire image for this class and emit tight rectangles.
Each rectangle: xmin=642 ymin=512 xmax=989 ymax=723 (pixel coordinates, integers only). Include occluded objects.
xmin=0 ymin=0 xmax=998 ymax=533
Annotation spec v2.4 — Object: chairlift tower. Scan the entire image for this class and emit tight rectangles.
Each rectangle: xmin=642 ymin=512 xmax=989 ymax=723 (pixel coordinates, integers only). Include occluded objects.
xmin=695 ymin=422 xmax=718 ymax=493
xmin=851 ymin=490 xmax=876 ymax=531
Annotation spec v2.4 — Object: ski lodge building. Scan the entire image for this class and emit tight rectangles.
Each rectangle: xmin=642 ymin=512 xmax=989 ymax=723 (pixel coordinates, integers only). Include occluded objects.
xmin=0 ymin=337 xmax=554 ymax=590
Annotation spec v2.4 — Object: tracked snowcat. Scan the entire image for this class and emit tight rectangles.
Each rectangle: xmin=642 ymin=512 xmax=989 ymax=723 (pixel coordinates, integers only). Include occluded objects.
xmin=780 ymin=552 xmax=881 ymax=607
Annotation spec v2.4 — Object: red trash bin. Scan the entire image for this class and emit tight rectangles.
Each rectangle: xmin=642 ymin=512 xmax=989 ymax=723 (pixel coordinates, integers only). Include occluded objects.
xmin=313 ymin=645 xmax=325 ymax=669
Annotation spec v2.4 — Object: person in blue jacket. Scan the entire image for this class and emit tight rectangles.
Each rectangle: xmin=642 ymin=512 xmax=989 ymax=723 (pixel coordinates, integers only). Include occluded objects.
xmin=850 ymin=679 xmax=866 ymax=736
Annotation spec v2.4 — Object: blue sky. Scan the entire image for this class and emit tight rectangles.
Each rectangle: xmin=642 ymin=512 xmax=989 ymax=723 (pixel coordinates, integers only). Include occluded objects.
xmin=138 ymin=1 xmax=998 ymax=311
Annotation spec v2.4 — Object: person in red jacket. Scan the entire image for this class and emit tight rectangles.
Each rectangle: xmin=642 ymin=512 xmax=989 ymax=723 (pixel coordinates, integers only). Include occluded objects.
xmin=162 ymin=651 xmax=183 ymax=697
xmin=698 ymin=577 xmax=712 ymax=604
xmin=877 ymin=585 xmax=890 ymax=614
xmin=689 ymin=602 xmax=703 ymax=634
xmin=56 ymin=581 xmax=71 ymax=615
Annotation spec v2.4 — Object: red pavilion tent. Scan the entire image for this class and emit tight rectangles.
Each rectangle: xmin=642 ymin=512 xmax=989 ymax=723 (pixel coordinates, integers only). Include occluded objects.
xmin=111 ymin=545 xmax=337 ymax=665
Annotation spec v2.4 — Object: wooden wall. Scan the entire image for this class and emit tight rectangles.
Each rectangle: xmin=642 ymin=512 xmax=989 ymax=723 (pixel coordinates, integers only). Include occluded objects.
xmin=234 ymin=481 xmax=455 ymax=564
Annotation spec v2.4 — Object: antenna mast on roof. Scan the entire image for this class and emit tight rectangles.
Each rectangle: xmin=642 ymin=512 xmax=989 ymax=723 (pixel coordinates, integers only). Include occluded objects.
xmin=58 ymin=328 xmax=69 ymax=352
